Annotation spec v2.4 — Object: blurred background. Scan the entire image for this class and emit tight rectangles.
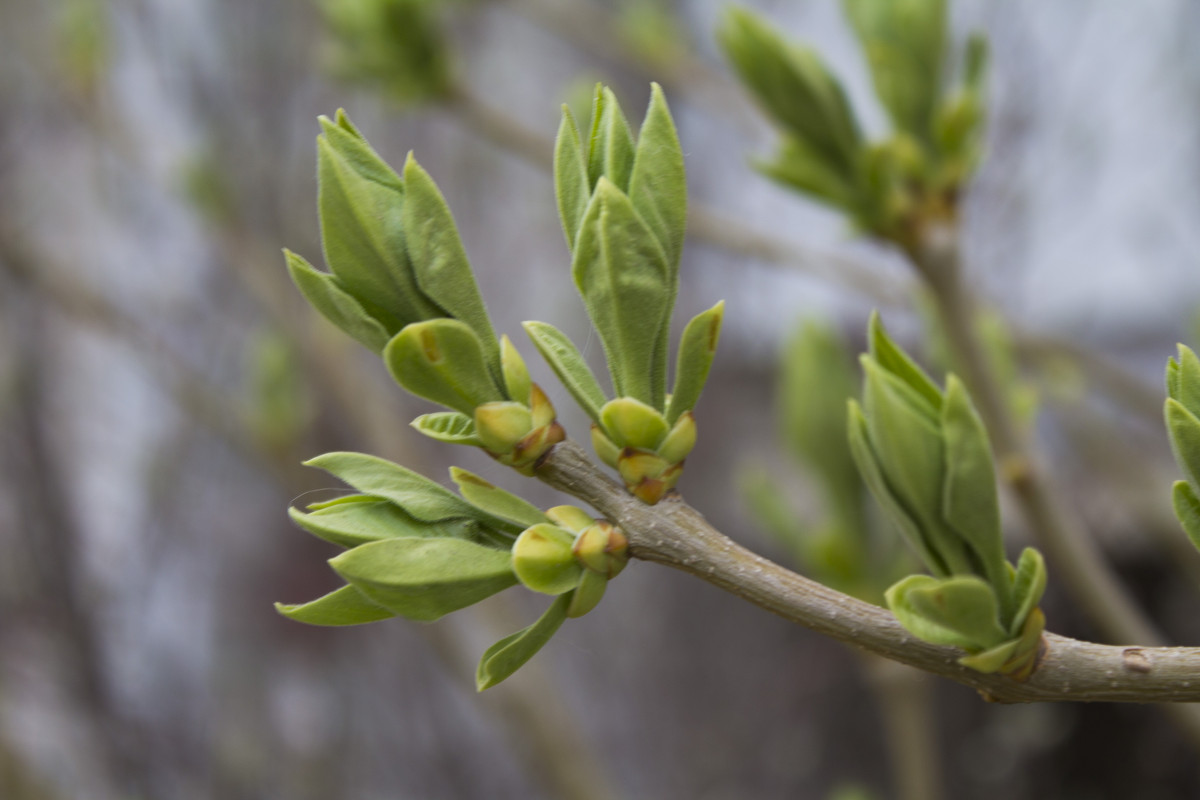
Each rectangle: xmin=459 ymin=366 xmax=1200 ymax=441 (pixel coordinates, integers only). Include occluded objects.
xmin=4 ymin=0 xmax=1200 ymax=798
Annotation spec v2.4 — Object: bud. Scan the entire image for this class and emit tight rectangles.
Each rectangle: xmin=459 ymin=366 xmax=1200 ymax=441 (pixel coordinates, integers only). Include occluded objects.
xmin=594 ymin=398 xmax=696 ymax=504
xmin=512 ymin=523 xmax=583 ymax=596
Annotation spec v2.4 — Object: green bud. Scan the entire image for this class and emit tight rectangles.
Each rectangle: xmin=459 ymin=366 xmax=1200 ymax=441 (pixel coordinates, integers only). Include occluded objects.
xmin=572 ymin=521 xmax=629 ymax=579
xmin=601 ymin=397 xmax=668 ymax=450
xmin=474 ymin=402 xmax=534 ymax=454
xmin=512 ymin=523 xmax=584 ymax=595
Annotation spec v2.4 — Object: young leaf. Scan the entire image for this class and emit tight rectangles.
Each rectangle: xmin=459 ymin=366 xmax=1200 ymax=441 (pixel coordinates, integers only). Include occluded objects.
xmin=288 ymin=500 xmax=485 ymax=549
xmin=401 ymin=153 xmax=500 ymax=377
xmin=567 ymin=570 xmax=608 ymax=618
xmin=554 ymin=105 xmax=591 ymax=251
xmin=757 ymin=136 xmax=859 ymax=212
xmin=1008 ymin=547 xmax=1047 ymax=637
xmin=411 ymin=411 xmax=484 ymax=446
xmin=665 ymin=301 xmax=725 ymax=424
xmin=385 ymin=319 xmax=504 ymax=415
xmin=848 ymin=401 xmax=949 ymax=576
xmin=476 ymin=592 xmax=572 ymax=691
xmin=304 ymin=451 xmax=519 ymax=532
xmin=500 ymin=335 xmax=532 ymax=405
xmin=275 ymin=584 xmax=395 ymax=626
xmin=940 ymin=375 xmax=1010 ymax=611
xmin=587 ymin=86 xmax=636 ymax=192
xmin=331 ymin=537 xmax=518 ymax=621
xmin=886 ymin=574 xmax=1008 ymax=650
xmin=861 ymin=359 xmax=965 ymax=574
xmin=718 ymin=8 xmax=863 ymax=178
xmin=572 ymin=179 xmax=672 ymax=406
xmin=868 ymin=312 xmax=943 ymax=411
xmin=521 ymin=321 xmax=608 ymax=424
xmin=628 ymin=83 xmax=687 ymax=272
xmin=284 ymin=249 xmax=391 ymax=352
xmin=450 ymin=467 xmax=547 ymax=529
xmin=1173 ymin=480 xmax=1200 ymax=554
xmin=843 ymin=0 xmax=947 ymax=141
xmin=1166 ymin=399 xmax=1200 ymax=491
xmin=317 ymin=117 xmax=438 ymax=327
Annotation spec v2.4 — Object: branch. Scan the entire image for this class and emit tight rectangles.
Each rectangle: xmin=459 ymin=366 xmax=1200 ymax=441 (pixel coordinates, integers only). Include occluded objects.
xmin=536 ymin=440 xmax=1200 ymax=704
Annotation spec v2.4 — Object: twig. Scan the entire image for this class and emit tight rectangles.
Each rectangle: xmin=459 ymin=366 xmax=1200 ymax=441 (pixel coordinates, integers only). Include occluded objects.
xmin=536 ymin=440 xmax=1200 ymax=704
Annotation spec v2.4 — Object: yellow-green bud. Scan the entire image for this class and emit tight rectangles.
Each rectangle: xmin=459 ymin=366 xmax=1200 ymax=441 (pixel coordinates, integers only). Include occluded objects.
xmin=512 ymin=523 xmax=583 ymax=595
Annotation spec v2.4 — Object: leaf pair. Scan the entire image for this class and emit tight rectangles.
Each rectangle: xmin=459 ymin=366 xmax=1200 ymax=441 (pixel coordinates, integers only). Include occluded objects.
xmin=287 ymin=109 xmax=497 ymax=370
xmin=848 ymin=315 xmax=1048 ymax=676
xmin=276 ymin=452 xmax=525 ymax=626
xmin=554 ymin=84 xmax=689 ymax=410
xmin=1165 ymin=345 xmax=1200 ymax=552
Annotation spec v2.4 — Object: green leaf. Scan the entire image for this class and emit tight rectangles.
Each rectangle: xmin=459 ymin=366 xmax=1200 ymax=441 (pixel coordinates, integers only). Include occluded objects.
xmin=940 ymin=375 xmax=1009 ymax=607
xmin=275 ymin=584 xmax=395 ymax=626
xmin=1166 ymin=398 xmax=1200 ymax=491
xmin=476 ymin=592 xmax=572 ymax=690
xmin=303 ymin=451 xmax=519 ymax=533
xmin=331 ymin=537 xmax=517 ymax=622
xmin=450 ymin=467 xmax=547 ymax=529
xmin=1008 ymin=547 xmax=1047 ymax=637
xmin=886 ymin=574 xmax=1008 ymax=650
xmin=1173 ymin=480 xmax=1200 ymax=554
xmin=757 ymin=135 xmax=860 ymax=212
xmin=666 ymin=301 xmax=725 ymax=424
xmin=572 ymin=178 xmax=672 ymax=406
xmin=401 ymin=153 xmax=500 ymax=378
xmin=554 ymin=105 xmax=591 ymax=252
xmin=957 ymin=639 xmax=1020 ymax=673
xmin=522 ymin=321 xmax=608 ymax=424
xmin=718 ymin=7 xmax=863 ymax=178
xmin=843 ymin=0 xmax=947 ymax=141
xmin=628 ymin=83 xmax=687 ymax=272
xmin=567 ymin=569 xmax=608 ymax=618
xmin=868 ymin=312 xmax=943 ymax=411
xmin=861 ymin=359 xmax=971 ymax=575
xmin=848 ymin=401 xmax=948 ymax=576
xmin=317 ymin=116 xmax=439 ymax=328
xmin=500 ymin=335 xmax=532 ymax=405
xmin=288 ymin=500 xmax=487 ymax=549
xmin=384 ymin=319 xmax=504 ymax=415
xmin=512 ymin=523 xmax=584 ymax=595
xmin=587 ymin=86 xmax=636 ymax=192
xmin=411 ymin=412 xmax=484 ymax=446
xmin=284 ymin=249 xmax=391 ymax=353
xmin=1170 ymin=345 xmax=1200 ymax=416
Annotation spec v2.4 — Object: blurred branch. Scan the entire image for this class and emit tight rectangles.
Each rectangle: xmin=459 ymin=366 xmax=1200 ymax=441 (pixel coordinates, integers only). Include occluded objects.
xmin=537 ymin=440 xmax=1200 ymax=704
xmin=862 ymin=655 xmax=942 ymax=800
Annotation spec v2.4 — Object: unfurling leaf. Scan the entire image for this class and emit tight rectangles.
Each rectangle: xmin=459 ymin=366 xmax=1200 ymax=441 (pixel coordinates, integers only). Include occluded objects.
xmin=476 ymin=592 xmax=572 ymax=691
xmin=385 ymin=319 xmax=504 ymax=415
xmin=275 ymin=584 xmax=394 ymax=626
